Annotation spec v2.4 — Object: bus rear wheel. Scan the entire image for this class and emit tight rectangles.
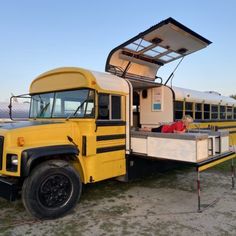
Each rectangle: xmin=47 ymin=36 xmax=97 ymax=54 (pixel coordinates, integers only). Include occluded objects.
xmin=22 ymin=159 xmax=82 ymax=219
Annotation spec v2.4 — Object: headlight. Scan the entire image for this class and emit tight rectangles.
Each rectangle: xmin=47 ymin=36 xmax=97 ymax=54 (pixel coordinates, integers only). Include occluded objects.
xmin=6 ymin=154 xmax=18 ymax=172
xmin=11 ymin=155 xmax=18 ymax=166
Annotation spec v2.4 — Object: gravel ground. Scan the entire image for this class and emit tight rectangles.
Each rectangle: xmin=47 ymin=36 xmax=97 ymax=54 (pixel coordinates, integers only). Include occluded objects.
xmin=0 ymin=165 xmax=235 ymax=236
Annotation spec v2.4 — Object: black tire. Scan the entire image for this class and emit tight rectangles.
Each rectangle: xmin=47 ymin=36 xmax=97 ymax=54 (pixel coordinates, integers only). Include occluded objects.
xmin=22 ymin=159 xmax=82 ymax=219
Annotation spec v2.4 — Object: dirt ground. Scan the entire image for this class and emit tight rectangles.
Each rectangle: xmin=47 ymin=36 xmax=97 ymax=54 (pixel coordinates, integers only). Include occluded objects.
xmin=0 ymin=164 xmax=235 ymax=236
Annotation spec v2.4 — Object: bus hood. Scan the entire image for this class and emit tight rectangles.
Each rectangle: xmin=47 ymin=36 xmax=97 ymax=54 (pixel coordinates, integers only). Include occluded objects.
xmin=0 ymin=120 xmax=76 ymax=150
xmin=0 ymin=121 xmax=63 ymax=130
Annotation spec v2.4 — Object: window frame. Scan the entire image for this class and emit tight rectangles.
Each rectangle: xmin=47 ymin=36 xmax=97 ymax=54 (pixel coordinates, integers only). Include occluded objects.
xmin=203 ymin=103 xmax=210 ymax=120
xmin=226 ymin=106 xmax=233 ymax=120
xmin=195 ymin=102 xmax=203 ymax=120
xmin=97 ymin=93 xmax=123 ymax=121
xmin=220 ymin=105 xmax=226 ymax=120
xmin=29 ymin=88 xmax=95 ymax=119
xmin=210 ymin=104 xmax=219 ymax=120
xmin=184 ymin=101 xmax=193 ymax=118
xmin=174 ymin=101 xmax=184 ymax=120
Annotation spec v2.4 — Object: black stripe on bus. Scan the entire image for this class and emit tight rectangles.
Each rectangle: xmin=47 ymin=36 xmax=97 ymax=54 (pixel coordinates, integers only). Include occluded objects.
xmin=96 ymin=120 xmax=126 ymax=127
xmin=96 ymin=134 xmax=126 ymax=141
xmin=217 ymin=126 xmax=236 ymax=129
xmin=229 ymin=131 xmax=236 ymax=134
xmin=197 ymin=119 xmax=236 ymax=123
xmin=96 ymin=145 xmax=126 ymax=154
xmin=82 ymin=136 xmax=87 ymax=156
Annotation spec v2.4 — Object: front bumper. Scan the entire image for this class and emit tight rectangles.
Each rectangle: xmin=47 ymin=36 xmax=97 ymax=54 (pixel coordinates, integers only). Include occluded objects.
xmin=0 ymin=177 xmax=19 ymax=201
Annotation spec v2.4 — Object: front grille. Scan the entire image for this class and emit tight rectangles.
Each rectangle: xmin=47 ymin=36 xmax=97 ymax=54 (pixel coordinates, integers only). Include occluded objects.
xmin=0 ymin=136 xmax=4 ymax=170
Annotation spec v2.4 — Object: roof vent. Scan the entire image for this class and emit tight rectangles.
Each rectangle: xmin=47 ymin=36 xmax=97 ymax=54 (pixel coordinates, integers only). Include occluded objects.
xmin=204 ymin=91 xmax=221 ymax=96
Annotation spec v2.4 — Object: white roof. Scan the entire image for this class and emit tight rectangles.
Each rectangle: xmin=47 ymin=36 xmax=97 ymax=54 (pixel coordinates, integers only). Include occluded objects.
xmin=173 ymin=86 xmax=236 ymax=106
xmin=91 ymin=71 xmax=129 ymax=93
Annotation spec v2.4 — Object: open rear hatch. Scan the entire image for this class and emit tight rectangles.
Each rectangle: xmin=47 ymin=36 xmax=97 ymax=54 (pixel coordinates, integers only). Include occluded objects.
xmin=106 ymin=17 xmax=211 ymax=81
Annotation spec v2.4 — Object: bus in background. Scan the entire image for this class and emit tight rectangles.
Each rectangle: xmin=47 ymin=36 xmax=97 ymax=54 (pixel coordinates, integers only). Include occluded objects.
xmin=172 ymin=87 xmax=236 ymax=145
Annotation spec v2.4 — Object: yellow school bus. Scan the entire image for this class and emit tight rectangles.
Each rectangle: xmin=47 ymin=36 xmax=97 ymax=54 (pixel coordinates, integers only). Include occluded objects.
xmin=172 ymin=87 xmax=236 ymax=145
xmin=0 ymin=18 xmax=235 ymax=219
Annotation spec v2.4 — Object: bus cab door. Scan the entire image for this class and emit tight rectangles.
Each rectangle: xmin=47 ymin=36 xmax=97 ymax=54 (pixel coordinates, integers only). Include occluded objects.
xmin=92 ymin=93 xmax=127 ymax=182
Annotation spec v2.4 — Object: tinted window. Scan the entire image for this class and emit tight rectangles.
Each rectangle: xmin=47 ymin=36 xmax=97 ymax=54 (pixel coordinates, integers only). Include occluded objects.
xmin=220 ymin=106 xmax=226 ymax=120
xmin=220 ymin=113 xmax=226 ymax=119
xmin=98 ymin=94 xmax=109 ymax=120
xmin=175 ymin=111 xmax=183 ymax=120
xmin=220 ymin=106 xmax=226 ymax=112
xmin=211 ymin=105 xmax=218 ymax=113
xmin=195 ymin=103 xmax=202 ymax=120
xmin=185 ymin=102 xmax=193 ymax=111
xmin=174 ymin=101 xmax=183 ymax=110
xmin=174 ymin=101 xmax=183 ymax=120
xmin=211 ymin=105 xmax=219 ymax=120
xmin=195 ymin=103 xmax=202 ymax=111
xmin=204 ymin=104 xmax=210 ymax=120
xmin=211 ymin=113 xmax=218 ymax=119
xmin=112 ymin=96 xmax=121 ymax=119
xmin=204 ymin=104 xmax=210 ymax=111
xmin=204 ymin=112 xmax=210 ymax=119
xmin=227 ymin=106 xmax=233 ymax=120
xmin=195 ymin=112 xmax=202 ymax=120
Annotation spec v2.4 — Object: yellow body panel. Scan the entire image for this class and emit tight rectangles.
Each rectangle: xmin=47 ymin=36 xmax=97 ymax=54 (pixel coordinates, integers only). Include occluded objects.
xmin=81 ymin=125 xmax=126 ymax=182
xmin=198 ymin=154 xmax=236 ymax=172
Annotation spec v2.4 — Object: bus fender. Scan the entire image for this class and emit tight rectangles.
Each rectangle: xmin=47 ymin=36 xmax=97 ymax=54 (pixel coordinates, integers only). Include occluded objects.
xmin=21 ymin=145 xmax=79 ymax=177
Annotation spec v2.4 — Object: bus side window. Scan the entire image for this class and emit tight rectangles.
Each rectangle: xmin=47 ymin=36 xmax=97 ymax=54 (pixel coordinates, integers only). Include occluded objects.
xmin=97 ymin=94 xmax=122 ymax=120
xmin=211 ymin=105 xmax=219 ymax=120
xmin=98 ymin=94 xmax=109 ymax=120
xmin=174 ymin=101 xmax=183 ymax=120
xmin=227 ymin=106 xmax=233 ymax=120
xmin=111 ymin=95 xmax=121 ymax=119
xmin=220 ymin=106 xmax=226 ymax=120
xmin=234 ymin=108 xmax=236 ymax=119
xmin=185 ymin=102 xmax=193 ymax=118
xmin=204 ymin=104 xmax=210 ymax=120
xmin=195 ymin=103 xmax=202 ymax=120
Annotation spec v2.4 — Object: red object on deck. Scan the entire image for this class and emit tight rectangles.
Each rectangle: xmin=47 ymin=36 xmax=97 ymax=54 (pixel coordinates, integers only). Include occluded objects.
xmin=161 ymin=121 xmax=186 ymax=133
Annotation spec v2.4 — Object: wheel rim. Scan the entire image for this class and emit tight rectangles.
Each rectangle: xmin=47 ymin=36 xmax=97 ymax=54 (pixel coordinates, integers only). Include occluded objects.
xmin=38 ymin=174 xmax=73 ymax=208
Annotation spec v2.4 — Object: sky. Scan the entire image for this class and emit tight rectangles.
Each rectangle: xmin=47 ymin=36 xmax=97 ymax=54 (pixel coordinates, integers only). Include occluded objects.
xmin=0 ymin=0 xmax=235 ymax=101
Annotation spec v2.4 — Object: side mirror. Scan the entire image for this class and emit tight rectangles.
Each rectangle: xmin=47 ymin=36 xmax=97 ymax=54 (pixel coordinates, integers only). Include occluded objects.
xmin=9 ymin=95 xmax=31 ymax=120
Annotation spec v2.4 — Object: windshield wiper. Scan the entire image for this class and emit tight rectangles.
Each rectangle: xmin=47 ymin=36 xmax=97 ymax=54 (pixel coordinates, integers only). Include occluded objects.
xmin=38 ymin=102 xmax=50 ymax=117
xmin=66 ymin=100 xmax=87 ymax=120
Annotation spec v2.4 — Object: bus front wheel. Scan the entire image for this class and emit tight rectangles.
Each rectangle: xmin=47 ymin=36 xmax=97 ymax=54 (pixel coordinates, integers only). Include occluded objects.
xmin=22 ymin=159 xmax=82 ymax=219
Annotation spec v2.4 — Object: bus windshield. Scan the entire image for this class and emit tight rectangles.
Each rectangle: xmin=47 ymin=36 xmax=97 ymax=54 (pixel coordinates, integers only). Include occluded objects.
xmin=30 ymin=89 xmax=95 ymax=119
